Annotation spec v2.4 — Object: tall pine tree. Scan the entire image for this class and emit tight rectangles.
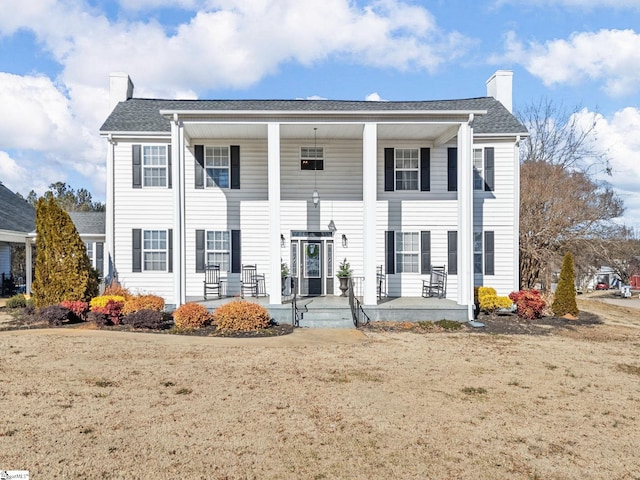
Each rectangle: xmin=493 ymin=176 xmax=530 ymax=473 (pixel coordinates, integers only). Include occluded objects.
xmin=32 ymin=197 xmax=98 ymax=307
xmin=552 ymin=252 xmax=579 ymax=317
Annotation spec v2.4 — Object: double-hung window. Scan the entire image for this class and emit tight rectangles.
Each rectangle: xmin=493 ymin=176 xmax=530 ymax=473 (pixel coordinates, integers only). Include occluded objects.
xmin=143 ymin=230 xmax=167 ymax=271
xmin=301 ymin=146 xmax=324 ymax=170
xmin=472 ymin=147 xmax=494 ymax=192
xmin=473 ymin=230 xmax=495 ymax=275
xmin=395 ymin=232 xmax=419 ymax=273
xmin=205 ymin=146 xmax=230 ymax=188
xmin=143 ymin=145 xmax=167 ymax=187
xmin=395 ymin=149 xmax=419 ymax=191
xmin=474 ymin=231 xmax=483 ymax=274
xmin=473 ymin=149 xmax=484 ymax=190
xmin=206 ymin=231 xmax=230 ymax=272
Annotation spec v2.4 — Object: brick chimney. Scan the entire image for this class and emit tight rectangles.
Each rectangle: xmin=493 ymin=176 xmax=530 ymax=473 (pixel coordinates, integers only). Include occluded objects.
xmin=486 ymin=70 xmax=513 ymax=113
xmin=109 ymin=72 xmax=134 ymax=112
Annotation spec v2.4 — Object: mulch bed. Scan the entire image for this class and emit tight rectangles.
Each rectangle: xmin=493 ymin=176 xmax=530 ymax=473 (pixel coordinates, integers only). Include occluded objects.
xmin=362 ymin=311 xmax=603 ymax=336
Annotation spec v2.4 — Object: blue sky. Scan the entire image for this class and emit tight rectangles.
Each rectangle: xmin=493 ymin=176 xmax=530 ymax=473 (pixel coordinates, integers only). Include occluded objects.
xmin=0 ymin=0 xmax=639 ymax=228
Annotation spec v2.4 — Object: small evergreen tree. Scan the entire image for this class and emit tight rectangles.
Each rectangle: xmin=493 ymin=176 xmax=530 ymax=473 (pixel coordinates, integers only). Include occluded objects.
xmin=552 ymin=252 xmax=579 ymax=317
xmin=32 ymin=197 xmax=99 ymax=308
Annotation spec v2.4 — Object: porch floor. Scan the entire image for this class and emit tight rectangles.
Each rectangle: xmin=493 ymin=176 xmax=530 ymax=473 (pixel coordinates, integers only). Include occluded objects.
xmin=188 ymin=294 xmax=469 ymax=328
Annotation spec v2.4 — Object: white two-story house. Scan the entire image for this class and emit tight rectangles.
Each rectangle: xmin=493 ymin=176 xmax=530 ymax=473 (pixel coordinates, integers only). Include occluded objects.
xmin=100 ymin=70 xmax=527 ymax=321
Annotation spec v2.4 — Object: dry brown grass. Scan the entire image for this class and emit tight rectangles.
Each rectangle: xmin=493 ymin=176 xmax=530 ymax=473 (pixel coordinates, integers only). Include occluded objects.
xmin=1 ymin=308 xmax=639 ymax=480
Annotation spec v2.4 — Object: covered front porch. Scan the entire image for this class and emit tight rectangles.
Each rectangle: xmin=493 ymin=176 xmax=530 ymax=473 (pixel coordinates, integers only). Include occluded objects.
xmin=189 ymin=293 xmax=467 ymax=329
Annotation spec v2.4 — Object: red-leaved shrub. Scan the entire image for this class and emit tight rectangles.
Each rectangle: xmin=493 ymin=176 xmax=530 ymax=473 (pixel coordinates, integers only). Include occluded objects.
xmin=508 ymin=289 xmax=546 ymax=320
xmin=60 ymin=300 xmax=89 ymax=321
xmin=91 ymin=299 xmax=124 ymax=325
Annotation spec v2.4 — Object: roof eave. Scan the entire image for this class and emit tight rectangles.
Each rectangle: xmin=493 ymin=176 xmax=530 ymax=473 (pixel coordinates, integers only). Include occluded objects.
xmin=159 ymin=109 xmax=489 ymax=117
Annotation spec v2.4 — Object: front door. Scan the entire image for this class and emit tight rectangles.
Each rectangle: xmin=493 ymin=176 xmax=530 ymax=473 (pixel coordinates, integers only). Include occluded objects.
xmin=301 ymin=241 xmax=322 ymax=296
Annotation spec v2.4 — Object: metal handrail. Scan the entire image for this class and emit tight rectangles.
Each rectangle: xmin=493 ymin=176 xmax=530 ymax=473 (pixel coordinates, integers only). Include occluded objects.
xmin=289 ymin=277 xmax=306 ymax=327
xmin=348 ymin=277 xmax=370 ymax=328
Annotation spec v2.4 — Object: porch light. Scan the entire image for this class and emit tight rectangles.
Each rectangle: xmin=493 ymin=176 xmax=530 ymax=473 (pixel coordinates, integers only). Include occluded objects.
xmin=328 ymin=220 xmax=336 ymax=232
xmin=312 ymin=190 xmax=319 ymax=207
xmin=342 ymin=234 xmax=348 ymax=248
xmin=280 ymin=234 xmax=285 ymax=248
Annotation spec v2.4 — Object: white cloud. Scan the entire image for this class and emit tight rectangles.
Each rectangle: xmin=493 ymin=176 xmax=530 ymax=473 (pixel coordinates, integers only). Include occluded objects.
xmin=4 ymin=0 xmax=471 ymax=97
xmin=574 ymin=107 xmax=640 ymax=225
xmin=365 ymin=92 xmax=387 ymax=101
xmin=495 ymin=29 xmax=640 ymax=97
xmin=495 ymin=0 xmax=640 ymax=8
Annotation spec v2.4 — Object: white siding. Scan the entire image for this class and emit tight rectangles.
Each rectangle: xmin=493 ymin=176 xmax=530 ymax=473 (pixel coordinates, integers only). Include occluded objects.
xmin=110 ymin=130 xmax=518 ymax=304
xmin=112 ymin=139 xmax=175 ymax=299
xmin=472 ymin=140 xmax=518 ymax=296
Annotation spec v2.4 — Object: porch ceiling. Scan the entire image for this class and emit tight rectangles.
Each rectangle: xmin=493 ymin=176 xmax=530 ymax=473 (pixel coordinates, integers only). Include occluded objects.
xmin=184 ymin=122 xmax=459 ymax=142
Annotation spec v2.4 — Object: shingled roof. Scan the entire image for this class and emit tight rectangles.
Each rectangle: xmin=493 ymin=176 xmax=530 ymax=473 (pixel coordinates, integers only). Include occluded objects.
xmin=100 ymin=97 xmax=527 ymax=135
xmin=68 ymin=211 xmax=105 ymax=235
xmin=0 ymin=182 xmax=36 ymax=234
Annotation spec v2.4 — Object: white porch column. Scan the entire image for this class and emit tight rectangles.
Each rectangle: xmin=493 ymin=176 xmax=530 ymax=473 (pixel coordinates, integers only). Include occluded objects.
xmin=171 ymin=117 xmax=185 ymax=306
xmin=106 ymin=135 xmax=116 ymax=282
xmin=268 ymin=123 xmax=282 ymax=304
xmin=362 ymin=123 xmax=377 ymax=305
xmin=457 ymin=119 xmax=474 ymax=320
xmin=25 ymin=238 xmax=32 ymax=294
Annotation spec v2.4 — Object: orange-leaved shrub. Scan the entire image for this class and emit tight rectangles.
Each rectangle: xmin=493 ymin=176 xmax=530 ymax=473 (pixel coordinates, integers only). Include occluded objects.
xmin=212 ymin=300 xmax=270 ymax=331
xmin=103 ymin=282 xmax=132 ymax=301
xmin=122 ymin=294 xmax=165 ymax=315
xmin=173 ymin=302 xmax=211 ymax=330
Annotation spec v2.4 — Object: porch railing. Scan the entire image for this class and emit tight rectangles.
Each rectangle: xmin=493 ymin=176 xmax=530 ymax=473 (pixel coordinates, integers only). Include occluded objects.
xmin=348 ymin=277 xmax=370 ymax=328
xmin=287 ymin=277 xmax=306 ymax=327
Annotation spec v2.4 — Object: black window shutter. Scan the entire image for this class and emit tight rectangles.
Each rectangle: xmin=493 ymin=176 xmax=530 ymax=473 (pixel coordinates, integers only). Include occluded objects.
xmin=195 ymin=230 xmax=205 ymax=273
xmin=231 ymin=230 xmax=241 ymax=273
xmin=231 ymin=145 xmax=240 ymax=189
xmin=447 ymin=148 xmax=457 ymax=192
xmin=484 ymin=231 xmax=495 ymax=276
xmin=96 ymin=242 xmax=104 ymax=276
xmin=420 ymin=231 xmax=431 ymax=274
xmin=447 ymin=231 xmax=457 ymax=275
xmin=385 ymin=231 xmax=395 ymax=274
xmin=420 ymin=147 xmax=430 ymax=192
xmin=484 ymin=147 xmax=494 ymax=192
xmin=167 ymin=145 xmax=172 ymax=189
xmin=132 ymin=229 xmax=142 ymax=272
xmin=194 ymin=145 xmax=204 ymax=189
xmin=132 ymin=145 xmax=142 ymax=188
xmin=384 ymin=148 xmax=394 ymax=192
xmin=168 ymin=229 xmax=173 ymax=273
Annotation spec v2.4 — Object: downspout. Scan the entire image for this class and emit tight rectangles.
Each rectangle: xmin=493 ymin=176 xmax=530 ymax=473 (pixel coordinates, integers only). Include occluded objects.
xmin=106 ymin=134 xmax=117 ymax=283
xmin=514 ymin=135 xmax=521 ymax=291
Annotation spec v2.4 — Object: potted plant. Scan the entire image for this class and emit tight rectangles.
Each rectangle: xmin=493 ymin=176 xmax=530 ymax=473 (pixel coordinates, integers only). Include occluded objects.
xmin=336 ymin=258 xmax=352 ymax=297
xmin=281 ymin=262 xmax=290 ymax=293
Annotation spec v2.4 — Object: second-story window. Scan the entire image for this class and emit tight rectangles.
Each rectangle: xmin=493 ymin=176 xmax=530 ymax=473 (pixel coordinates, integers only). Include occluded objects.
xmin=395 ymin=148 xmax=419 ymax=191
xmin=143 ymin=145 xmax=167 ymax=187
xmin=205 ymin=146 xmax=230 ymax=188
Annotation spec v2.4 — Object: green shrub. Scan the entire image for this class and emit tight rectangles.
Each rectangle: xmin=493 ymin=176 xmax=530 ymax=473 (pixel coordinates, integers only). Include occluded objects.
xmin=213 ymin=300 xmax=270 ymax=331
xmin=552 ymin=252 xmax=579 ymax=317
xmin=173 ymin=303 xmax=211 ymax=330
xmin=6 ymin=294 xmax=27 ymax=309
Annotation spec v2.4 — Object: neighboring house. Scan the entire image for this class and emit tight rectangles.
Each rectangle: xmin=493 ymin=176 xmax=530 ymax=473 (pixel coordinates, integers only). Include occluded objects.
xmin=67 ymin=211 xmax=107 ymax=279
xmin=100 ymin=70 xmax=527 ymax=320
xmin=0 ymin=181 xmax=35 ymax=293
